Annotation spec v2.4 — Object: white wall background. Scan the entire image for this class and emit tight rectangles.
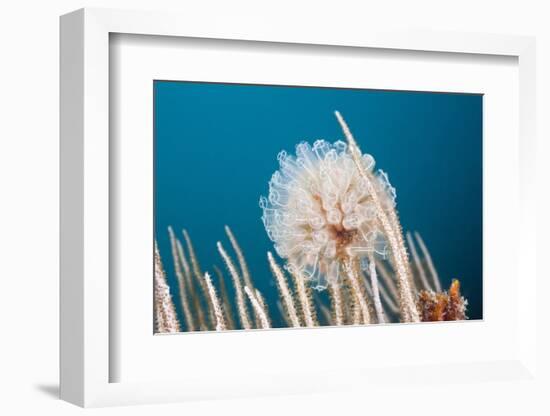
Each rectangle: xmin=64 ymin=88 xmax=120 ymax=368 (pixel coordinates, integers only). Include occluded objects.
xmin=0 ymin=0 xmax=548 ymax=414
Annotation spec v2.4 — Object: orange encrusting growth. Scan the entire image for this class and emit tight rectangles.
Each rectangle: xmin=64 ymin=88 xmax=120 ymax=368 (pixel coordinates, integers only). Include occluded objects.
xmin=416 ymin=279 xmax=467 ymax=322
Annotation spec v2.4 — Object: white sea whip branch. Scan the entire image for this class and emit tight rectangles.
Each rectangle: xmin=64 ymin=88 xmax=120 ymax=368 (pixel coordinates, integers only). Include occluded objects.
xmin=334 ymin=111 xmax=420 ymax=322
xmin=176 ymin=236 xmax=200 ymax=324
xmin=368 ymin=258 xmax=386 ymax=324
xmin=406 ymin=231 xmax=432 ymax=292
xmin=249 ymin=287 xmax=271 ymax=328
xmin=371 ymin=268 xmax=399 ymax=315
xmin=343 ymin=258 xmax=372 ymax=325
xmin=328 ymin=279 xmax=345 ymax=325
xmin=217 ymin=241 xmax=252 ymax=330
xmin=154 ymin=242 xmax=180 ymax=333
xmin=244 ymin=286 xmax=270 ymax=329
xmin=388 ymin=203 xmax=417 ymax=294
xmin=288 ymin=266 xmax=317 ymax=327
xmin=267 ymin=252 xmax=301 ymax=327
xmin=175 ymin=239 xmax=206 ymax=329
xmin=168 ymin=227 xmax=195 ymax=331
xmin=414 ymin=231 xmax=442 ymax=292
xmin=225 ymin=225 xmax=255 ymax=292
xmin=375 ymin=259 xmax=399 ymax=301
xmin=182 ymin=229 xmax=203 ymax=278
xmin=319 ymin=303 xmax=335 ymax=326
xmin=175 ymin=239 xmax=194 ymax=299
xmin=276 ymin=301 xmax=292 ymax=327
xmin=255 ymin=289 xmax=271 ymax=327
xmin=352 ymin=293 xmax=362 ymax=325
xmin=203 ymin=272 xmax=227 ymax=331
xmin=213 ymin=265 xmax=236 ymax=330
xmin=182 ymin=229 xmax=212 ymax=329
xmin=362 ymin=277 xmax=390 ymax=322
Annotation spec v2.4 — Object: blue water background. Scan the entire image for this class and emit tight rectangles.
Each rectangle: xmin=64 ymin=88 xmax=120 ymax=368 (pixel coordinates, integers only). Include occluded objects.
xmin=154 ymin=81 xmax=483 ymax=328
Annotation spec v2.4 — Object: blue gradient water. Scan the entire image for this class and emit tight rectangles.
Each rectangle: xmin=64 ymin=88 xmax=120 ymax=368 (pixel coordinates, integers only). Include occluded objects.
xmin=154 ymin=81 xmax=483 ymax=328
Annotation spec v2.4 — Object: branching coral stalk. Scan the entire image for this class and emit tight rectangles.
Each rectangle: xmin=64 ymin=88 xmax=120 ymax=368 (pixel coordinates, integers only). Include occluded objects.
xmin=328 ymin=280 xmax=344 ymax=325
xmin=176 ymin=239 xmax=194 ymax=297
xmin=244 ymin=286 xmax=270 ymax=329
xmin=182 ymin=229 xmax=211 ymax=330
xmin=154 ymin=242 xmax=180 ymax=333
xmin=217 ymin=241 xmax=251 ymax=330
xmin=267 ymin=252 xmax=301 ymax=327
xmin=255 ymin=289 xmax=271 ymax=327
xmin=175 ymin=238 xmax=202 ymax=329
xmin=276 ymin=301 xmax=292 ymax=327
xmin=319 ymin=304 xmax=335 ymax=326
xmin=406 ymin=231 xmax=432 ymax=291
xmin=368 ymin=258 xmax=386 ymax=324
xmin=225 ymin=225 xmax=265 ymax=327
xmin=225 ymin=225 xmax=255 ymax=292
xmin=388 ymin=206 xmax=417 ymax=295
xmin=342 ymin=258 xmax=372 ymax=325
xmin=335 ymin=111 xmax=419 ymax=323
xmin=372 ymin=272 xmax=399 ymax=315
xmin=213 ymin=265 xmax=235 ymax=330
xmin=168 ymin=227 xmax=195 ymax=331
xmin=340 ymin=279 xmax=354 ymax=324
xmin=362 ymin=277 xmax=390 ymax=321
xmin=342 ymin=268 xmax=362 ymax=325
xmin=182 ymin=229 xmax=202 ymax=277
xmin=375 ymin=260 xmax=399 ymax=301
xmin=249 ymin=288 xmax=270 ymax=329
xmin=414 ymin=231 xmax=442 ymax=292
xmin=203 ymin=272 xmax=226 ymax=331
xmin=288 ymin=266 xmax=317 ymax=327
xmin=352 ymin=293 xmax=362 ymax=325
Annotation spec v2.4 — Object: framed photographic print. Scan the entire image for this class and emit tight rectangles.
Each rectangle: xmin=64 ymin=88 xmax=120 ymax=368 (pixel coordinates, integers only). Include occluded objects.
xmin=153 ymin=81 xmax=481 ymax=334
xmin=60 ymin=8 xmax=538 ymax=407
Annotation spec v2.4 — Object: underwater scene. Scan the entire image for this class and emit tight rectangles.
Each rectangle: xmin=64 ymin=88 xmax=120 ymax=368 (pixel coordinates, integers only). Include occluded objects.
xmin=153 ymin=81 xmax=482 ymax=333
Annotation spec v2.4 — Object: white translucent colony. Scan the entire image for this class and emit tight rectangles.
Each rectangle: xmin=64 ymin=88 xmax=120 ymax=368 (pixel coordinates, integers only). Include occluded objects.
xmin=260 ymin=140 xmax=397 ymax=290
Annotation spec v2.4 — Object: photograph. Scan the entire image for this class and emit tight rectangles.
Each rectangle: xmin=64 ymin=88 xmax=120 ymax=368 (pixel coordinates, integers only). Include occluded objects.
xmin=153 ymin=81 xmax=482 ymax=333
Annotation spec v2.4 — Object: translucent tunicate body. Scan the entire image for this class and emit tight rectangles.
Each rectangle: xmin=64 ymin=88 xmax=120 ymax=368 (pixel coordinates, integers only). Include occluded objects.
xmin=260 ymin=140 xmax=396 ymax=290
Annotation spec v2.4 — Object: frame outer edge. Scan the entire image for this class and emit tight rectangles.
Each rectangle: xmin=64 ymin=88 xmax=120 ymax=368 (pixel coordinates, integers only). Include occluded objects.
xmin=518 ymin=38 xmax=537 ymax=376
xmin=60 ymin=8 xmax=85 ymax=407
xmin=82 ymin=8 xmax=111 ymax=407
xmin=58 ymin=6 xmax=538 ymax=407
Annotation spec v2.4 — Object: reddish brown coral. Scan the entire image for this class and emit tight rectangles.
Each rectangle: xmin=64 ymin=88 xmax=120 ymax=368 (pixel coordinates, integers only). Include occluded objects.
xmin=417 ymin=279 xmax=468 ymax=322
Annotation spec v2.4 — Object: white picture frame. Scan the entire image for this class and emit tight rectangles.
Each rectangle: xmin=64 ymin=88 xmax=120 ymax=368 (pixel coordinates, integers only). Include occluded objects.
xmin=60 ymin=7 xmax=537 ymax=407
